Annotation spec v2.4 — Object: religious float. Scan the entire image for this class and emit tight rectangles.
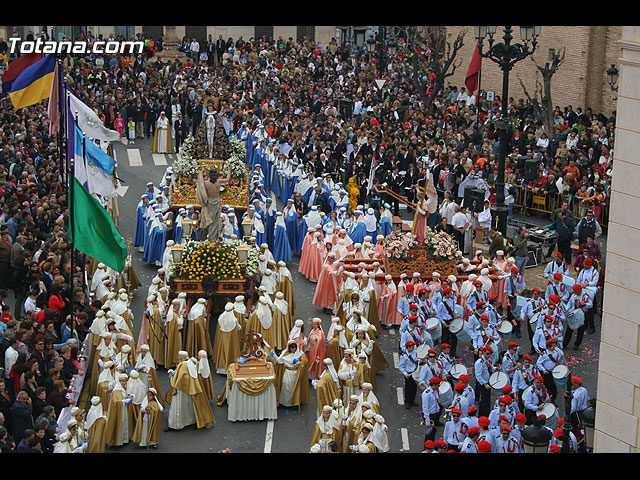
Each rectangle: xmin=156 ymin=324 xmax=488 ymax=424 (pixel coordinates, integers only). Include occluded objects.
xmin=168 ymin=238 xmax=259 ymax=299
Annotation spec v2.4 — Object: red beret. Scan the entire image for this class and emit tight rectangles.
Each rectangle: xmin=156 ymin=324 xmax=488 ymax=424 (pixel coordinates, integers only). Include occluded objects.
xmin=408 ymin=315 xmax=419 ymax=321
xmin=550 ymin=444 xmax=562 ymax=453
xmin=478 ymin=416 xmax=490 ymax=427
xmin=503 ymin=396 xmax=513 ymax=404
xmin=532 ymin=287 xmax=542 ymax=293
xmin=489 ymin=295 xmax=499 ymax=301
xmin=516 ymin=413 xmax=527 ymax=422
xmin=454 ymin=383 xmax=465 ymax=391
xmin=557 ymin=418 xmax=565 ymax=427
xmin=477 ymin=440 xmax=492 ymax=452
xmin=571 ymin=376 xmax=583 ymax=385
xmin=424 ymin=440 xmax=435 ymax=449
xmin=474 ymin=280 xmax=483 ymax=286
xmin=409 ymin=304 xmax=419 ymax=310
xmin=460 ymin=374 xmax=470 ymax=383
xmin=483 ymin=345 xmax=493 ymax=354
xmin=502 ymin=386 xmax=513 ymax=394
xmin=573 ymin=284 xmax=582 ymax=293
xmin=419 ymin=288 xmax=429 ymax=294
xmin=467 ymin=405 xmax=477 ymax=414
xmin=511 ymin=266 xmax=519 ymax=273
xmin=549 ymin=294 xmax=562 ymax=303
xmin=476 ymin=301 xmax=486 ymax=308
xmin=553 ymin=272 xmax=563 ymax=280
xmin=405 ymin=340 xmax=416 ymax=347
xmin=428 ymin=349 xmax=437 ymax=355
xmin=468 ymin=426 xmax=480 ymax=436
xmin=434 ymin=440 xmax=447 ymax=448
xmin=554 ymin=429 xmax=564 ymax=439
xmin=523 ymin=354 xmax=532 ymax=361
xmin=584 ymin=257 xmax=593 ymax=266
xmin=499 ymin=414 xmax=509 ymax=422
xmin=507 ymin=342 xmax=518 ymax=348
xmin=443 ymin=287 xmax=452 ymax=295
xmin=405 ymin=284 xmax=414 ymax=292
xmin=546 ymin=339 xmax=557 ymax=346
xmin=535 ymin=374 xmax=544 ymax=382
xmin=451 ymin=408 xmax=462 ymax=415
xmin=480 ymin=314 xmax=490 ymax=321
xmin=429 ymin=377 xmax=442 ymax=384
xmin=441 ymin=343 xmax=451 ymax=349
xmin=545 ymin=315 xmax=554 ymax=321
xmin=556 ymin=251 xmax=563 ymax=258
xmin=501 ymin=425 xmax=512 ymax=432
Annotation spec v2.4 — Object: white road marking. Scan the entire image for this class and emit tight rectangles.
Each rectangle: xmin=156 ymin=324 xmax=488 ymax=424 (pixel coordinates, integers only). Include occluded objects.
xmin=128 ymin=148 xmax=143 ymax=167
xmin=397 ymin=387 xmax=404 ymax=405
xmin=152 ymin=153 xmax=167 ymax=166
xmin=264 ymin=419 xmax=275 ymax=453
xmin=401 ymin=428 xmax=410 ymax=451
xmin=393 ymin=352 xmax=400 ymax=369
xmin=115 ymin=185 xmax=129 ymax=197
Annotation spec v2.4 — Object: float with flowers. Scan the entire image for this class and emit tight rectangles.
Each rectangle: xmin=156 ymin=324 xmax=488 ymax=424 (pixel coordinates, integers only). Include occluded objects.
xmin=382 ymin=229 xmax=460 ymax=277
xmin=168 ymin=239 xmax=259 ymax=298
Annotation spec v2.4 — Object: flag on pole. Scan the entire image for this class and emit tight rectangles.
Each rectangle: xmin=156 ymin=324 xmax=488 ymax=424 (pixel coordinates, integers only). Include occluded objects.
xmin=1 ymin=52 xmax=43 ymax=93
xmin=7 ymin=54 xmax=55 ymax=110
xmin=465 ymin=45 xmax=482 ymax=95
xmin=47 ymin=60 xmax=60 ymax=137
xmin=69 ymin=176 xmax=127 ymax=273
xmin=66 ymin=85 xmax=120 ymax=142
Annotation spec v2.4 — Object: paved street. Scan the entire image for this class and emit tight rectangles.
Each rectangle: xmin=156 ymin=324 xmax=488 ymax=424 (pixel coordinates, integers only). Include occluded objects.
xmin=98 ymin=136 xmax=603 ymax=453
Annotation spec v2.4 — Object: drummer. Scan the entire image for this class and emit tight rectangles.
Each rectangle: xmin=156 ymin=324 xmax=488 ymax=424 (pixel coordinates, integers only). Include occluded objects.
xmin=501 ymin=342 xmax=522 ymax=384
xmin=459 ymin=374 xmax=476 ymax=408
xmin=536 ymin=339 xmax=565 ymax=403
xmin=418 ymin=349 xmax=447 ymax=392
xmin=460 ymin=426 xmax=480 ymax=453
xmin=503 ymin=266 xmax=526 ymax=338
xmin=485 ymin=295 xmax=503 ymax=327
xmin=511 ymin=354 xmax=540 ymax=409
xmin=443 ymin=407 xmax=468 ymax=452
xmin=437 ymin=343 xmax=454 ymax=381
xmin=399 ymin=304 xmax=421 ymax=334
xmin=465 ymin=280 xmax=489 ymax=313
xmin=398 ymin=340 xmax=422 ymax=409
xmin=468 ymin=301 xmax=488 ymax=332
xmin=532 ymin=316 xmax=563 ymax=355
xmin=536 ymin=301 xmax=566 ymax=332
xmin=450 ymin=383 xmax=472 ymax=419
xmin=400 ymin=315 xmax=432 ymax=354
xmin=488 ymin=398 xmax=515 ymax=428
xmin=562 ymin=284 xmax=592 ymax=352
xmin=569 ymin=376 xmax=590 ymax=451
xmin=520 ymin=287 xmax=547 ymax=354
xmin=471 ymin=314 xmax=500 ymax=361
xmin=436 ymin=287 xmax=459 ymax=356
xmin=416 ymin=288 xmax=437 ymax=319
xmin=543 ymin=251 xmax=571 ymax=280
xmin=523 ymin=374 xmax=551 ymax=425
xmin=421 ymin=377 xmax=443 ymax=442
xmin=546 ymin=272 xmax=571 ymax=303
xmin=474 ymin=346 xmax=500 ymax=417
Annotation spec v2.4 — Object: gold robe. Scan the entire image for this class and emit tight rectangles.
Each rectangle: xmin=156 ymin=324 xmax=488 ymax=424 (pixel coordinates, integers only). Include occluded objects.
xmin=212 ymin=321 xmax=242 ymax=374
xmin=277 ymin=276 xmax=296 ymax=322
xmin=184 ymin=311 xmax=213 ymax=358
xmin=275 ymin=353 xmax=310 ymax=408
xmin=145 ymin=306 xmax=166 ymax=367
xmin=87 ymin=416 xmax=108 ymax=454
xmin=326 ymin=337 xmax=345 ymax=371
xmin=164 ymin=309 xmax=183 ymax=369
xmin=315 ymin=370 xmax=341 ymax=417
xmin=270 ymin=305 xmax=291 ymax=351
xmin=309 ymin=417 xmax=341 ymax=452
xmin=245 ymin=310 xmax=276 ymax=350
xmin=104 ymin=389 xmax=134 ymax=447
xmin=131 ymin=400 xmax=162 ymax=446
xmin=165 ymin=360 xmax=215 ymax=429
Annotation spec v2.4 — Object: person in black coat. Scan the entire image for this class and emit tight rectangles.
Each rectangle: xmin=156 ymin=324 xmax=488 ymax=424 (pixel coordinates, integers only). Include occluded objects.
xmin=11 ymin=392 xmax=33 ymax=441
xmin=0 ymin=377 xmax=15 ymax=434
xmin=188 ymin=98 xmax=204 ymax=136
xmin=311 ymin=186 xmax=331 ymax=215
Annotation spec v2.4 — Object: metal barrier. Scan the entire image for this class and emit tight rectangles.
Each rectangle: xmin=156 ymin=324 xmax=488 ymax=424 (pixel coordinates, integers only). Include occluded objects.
xmin=512 ymin=185 xmax=609 ymax=228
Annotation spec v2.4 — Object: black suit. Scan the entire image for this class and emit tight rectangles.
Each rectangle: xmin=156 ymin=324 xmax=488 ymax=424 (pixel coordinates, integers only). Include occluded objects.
xmin=189 ymin=103 xmax=204 ymax=135
xmin=215 ymin=39 xmax=226 ymax=62
xmin=174 ymin=118 xmax=187 ymax=152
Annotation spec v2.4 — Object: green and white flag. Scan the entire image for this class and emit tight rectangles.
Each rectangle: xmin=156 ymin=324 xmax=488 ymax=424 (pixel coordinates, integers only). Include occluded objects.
xmin=69 ymin=176 xmax=127 ymax=273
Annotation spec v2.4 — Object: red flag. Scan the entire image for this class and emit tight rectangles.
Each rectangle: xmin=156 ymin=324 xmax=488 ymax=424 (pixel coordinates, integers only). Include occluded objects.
xmin=465 ymin=45 xmax=482 ymax=94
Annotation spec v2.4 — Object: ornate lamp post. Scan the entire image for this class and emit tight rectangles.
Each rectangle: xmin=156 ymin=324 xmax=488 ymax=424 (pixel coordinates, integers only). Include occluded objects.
xmin=475 ymin=26 xmax=541 ymax=236
xmin=562 ymin=372 xmax=574 ymax=452
xmin=521 ymin=414 xmax=552 ymax=453
xmin=606 ymin=64 xmax=619 ymax=92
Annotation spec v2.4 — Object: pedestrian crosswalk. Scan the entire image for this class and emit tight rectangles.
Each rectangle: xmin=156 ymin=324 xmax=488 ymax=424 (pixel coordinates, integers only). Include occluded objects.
xmin=113 ymin=145 xmax=177 ymax=168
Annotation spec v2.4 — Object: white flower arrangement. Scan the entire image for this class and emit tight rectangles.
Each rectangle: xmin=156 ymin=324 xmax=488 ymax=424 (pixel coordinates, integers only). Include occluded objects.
xmin=230 ymin=136 xmax=247 ymax=160
xmin=174 ymin=135 xmax=198 ymax=179
xmin=225 ymin=239 xmax=259 ymax=278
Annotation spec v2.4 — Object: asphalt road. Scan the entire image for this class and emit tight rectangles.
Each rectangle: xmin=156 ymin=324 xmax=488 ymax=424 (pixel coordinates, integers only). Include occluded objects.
xmin=102 ymin=136 xmax=602 ymax=453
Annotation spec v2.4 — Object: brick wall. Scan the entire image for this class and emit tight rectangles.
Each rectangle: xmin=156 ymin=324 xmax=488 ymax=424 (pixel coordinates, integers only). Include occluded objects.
xmin=445 ymin=26 xmax=622 ymax=118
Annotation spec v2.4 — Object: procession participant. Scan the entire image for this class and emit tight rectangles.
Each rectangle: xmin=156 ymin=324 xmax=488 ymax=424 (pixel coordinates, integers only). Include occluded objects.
xmin=537 ymin=339 xmax=565 ymax=403
xmin=313 ymin=252 xmax=339 ymax=315
xmin=400 ymin=315 xmax=433 ymax=355
xmin=503 ymin=266 xmax=525 ymax=338
xmin=272 ymin=340 xmax=309 ymax=408
xmin=288 ymin=319 xmax=306 ymax=352
xmin=309 ymin=405 xmax=342 ymax=453
xmin=576 ymin=257 xmax=599 ymax=334
xmin=104 ymin=373 xmax=134 ymax=450
xmin=421 ymin=377 xmax=442 ymax=442
xmin=134 ymin=344 xmax=163 ymax=403
xmin=271 ymin=292 xmax=291 ymax=351
xmin=370 ymin=414 xmax=391 ymax=453
xmin=520 ymin=287 xmax=547 ymax=354
xmin=501 ymin=342 xmax=521 ymax=385
xmin=337 ymin=349 xmax=360 ymax=404
xmin=532 ymin=315 xmax=564 ymax=356
xmin=450 ymin=383 xmax=472 ymax=419
xmin=165 ymin=352 xmax=215 ymax=430
xmin=197 ymin=350 xmax=215 ymax=402
xmin=443 ymin=407 xmax=468 ymax=452
xmin=563 ymin=284 xmax=592 ymax=351
xmin=494 ymin=424 xmax=519 ymax=453
xmin=305 ymin=318 xmax=326 ymax=381
xmin=212 ymin=302 xmax=242 ymax=374
xmin=436 ymin=287 xmax=459 ymax=356
xmin=164 ymin=299 xmax=185 ymax=370
xmin=126 ymin=369 xmax=147 ymax=427
xmin=139 ymin=296 xmax=165 ymax=367
xmin=474 ymin=346 xmax=499 ymax=417
xmin=85 ymin=396 xmax=108 ymax=454
xmin=326 ymin=325 xmax=348 ymax=370
xmin=245 ymin=296 xmax=276 ymax=348
xmin=488 ymin=397 xmax=515 ymax=428
xmin=313 ymin=358 xmax=341 ymax=417
xmin=131 ymin=388 xmax=163 ymax=450
xmin=459 ymin=426 xmax=480 ymax=453
xmin=276 ymin=261 xmax=296 ymax=319
xmin=511 ymin=354 xmax=540 ymax=410
xmin=471 ymin=314 xmax=499 ymax=362
xmin=418 ymin=348 xmax=446 ymax=392
xmin=569 ymin=376 xmax=590 ymax=451
xmin=544 ymin=251 xmax=571 ymax=279
xmin=523 ymin=375 xmax=551 ymax=425
xmin=233 ymin=295 xmax=247 ymax=337
xmin=546 ymin=272 xmax=571 ymax=303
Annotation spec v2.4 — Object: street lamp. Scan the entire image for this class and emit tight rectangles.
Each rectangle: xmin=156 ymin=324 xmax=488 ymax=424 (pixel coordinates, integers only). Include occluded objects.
xmin=521 ymin=415 xmax=552 ymax=453
xmin=562 ymin=372 xmax=574 ymax=453
xmin=606 ymin=64 xmax=619 ymax=92
xmin=475 ymin=26 xmax=541 ymax=236
xmin=582 ymin=398 xmax=596 ymax=453
xmin=366 ymin=33 xmax=376 ymax=53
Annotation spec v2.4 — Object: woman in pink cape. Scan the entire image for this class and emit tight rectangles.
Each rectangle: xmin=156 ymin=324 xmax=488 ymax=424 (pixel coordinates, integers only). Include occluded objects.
xmin=307 ymin=231 xmax=325 ymax=282
xmin=378 ymin=274 xmax=400 ymax=327
xmin=313 ymin=252 xmax=339 ymax=313
xmin=305 ymin=318 xmax=326 ymax=381
xmin=298 ymin=226 xmax=319 ymax=279
xmin=493 ymin=250 xmax=510 ymax=309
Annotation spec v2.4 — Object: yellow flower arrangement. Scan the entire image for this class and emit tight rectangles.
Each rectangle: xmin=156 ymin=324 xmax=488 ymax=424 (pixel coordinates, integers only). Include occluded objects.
xmin=179 ymin=241 xmax=243 ymax=281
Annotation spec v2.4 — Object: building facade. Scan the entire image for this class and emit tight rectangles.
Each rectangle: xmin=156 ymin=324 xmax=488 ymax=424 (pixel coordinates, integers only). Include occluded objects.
xmin=594 ymin=25 xmax=640 ymax=453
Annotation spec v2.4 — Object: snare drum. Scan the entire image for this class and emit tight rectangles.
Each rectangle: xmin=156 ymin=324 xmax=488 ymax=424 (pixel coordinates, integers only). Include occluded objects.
xmin=584 ymin=286 xmax=597 ymax=301
xmin=552 ymin=364 xmax=569 ymax=388
xmin=566 ymin=309 xmax=585 ymax=331
xmin=416 ymin=344 xmax=430 ymax=360
xmin=438 ymin=381 xmax=454 ymax=407
xmin=450 ymin=364 xmax=468 ymax=380
xmin=497 ymin=320 xmax=513 ymax=342
xmin=426 ymin=317 xmax=442 ymax=341
xmin=537 ymin=402 xmax=559 ymax=430
xmin=513 ymin=296 xmax=526 ymax=320
xmin=529 ymin=311 xmax=541 ymax=326
xmin=489 ymin=371 xmax=510 ymax=391
xmin=450 ymin=318 xmax=472 ymax=343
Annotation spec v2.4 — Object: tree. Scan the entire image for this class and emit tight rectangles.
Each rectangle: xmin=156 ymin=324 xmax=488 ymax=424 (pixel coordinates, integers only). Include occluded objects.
xmin=517 ymin=47 xmax=566 ymax=135
xmin=387 ymin=26 xmax=466 ymax=110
